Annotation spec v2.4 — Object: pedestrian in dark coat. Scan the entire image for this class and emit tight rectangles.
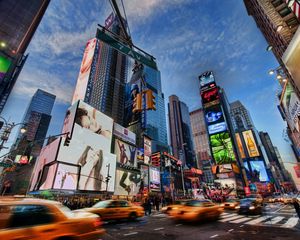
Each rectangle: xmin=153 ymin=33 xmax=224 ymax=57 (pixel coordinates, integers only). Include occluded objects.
xmin=293 ymin=198 xmax=300 ymax=219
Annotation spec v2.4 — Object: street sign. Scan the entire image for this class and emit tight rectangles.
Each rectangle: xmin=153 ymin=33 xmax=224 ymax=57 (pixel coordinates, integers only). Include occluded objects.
xmin=0 ymin=162 xmax=12 ymax=168
xmin=96 ymin=29 xmax=158 ymax=70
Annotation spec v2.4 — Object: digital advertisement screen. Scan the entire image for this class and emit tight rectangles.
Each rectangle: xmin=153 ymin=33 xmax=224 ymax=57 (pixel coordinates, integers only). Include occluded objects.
xmin=114 ymin=139 xmax=136 ymax=166
xmin=208 ymin=122 xmax=227 ymax=135
xmin=14 ymin=155 xmax=33 ymax=164
xmin=114 ymin=169 xmax=141 ymax=196
xmin=218 ymin=164 xmax=232 ymax=173
xmin=113 ymin=122 xmax=136 ymax=145
xmin=235 ymin=133 xmax=246 ymax=159
xmin=72 ymin=38 xmax=97 ymax=104
xmin=205 ymin=104 xmax=225 ymax=126
xmin=210 ymin=132 xmax=236 ymax=164
xmin=242 ymin=130 xmax=260 ymax=157
xmin=201 ymin=87 xmax=220 ymax=105
xmin=39 ymin=163 xmax=57 ymax=190
xmin=61 ymin=101 xmax=78 ymax=137
xmin=0 ymin=56 xmax=12 ymax=83
xmin=250 ymin=161 xmax=269 ymax=182
xmin=149 ymin=167 xmax=161 ymax=191
xmin=144 ymin=136 xmax=152 ymax=165
xmin=214 ymin=178 xmax=237 ymax=196
xmin=199 ymin=71 xmax=215 ymax=87
xmin=53 ymin=163 xmax=79 ymax=190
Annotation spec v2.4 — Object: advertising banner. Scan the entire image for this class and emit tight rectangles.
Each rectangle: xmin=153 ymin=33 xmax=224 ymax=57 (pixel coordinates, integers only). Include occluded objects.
xmin=62 ymin=101 xmax=78 ymax=137
xmin=218 ymin=164 xmax=232 ymax=173
xmin=149 ymin=166 xmax=161 ymax=191
xmin=242 ymin=130 xmax=260 ymax=157
xmin=249 ymin=161 xmax=269 ymax=182
xmin=210 ymin=132 xmax=236 ymax=164
xmin=294 ymin=165 xmax=300 ymax=178
xmin=39 ymin=163 xmax=57 ymax=190
xmin=53 ymin=163 xmax=79 ymax=190
xmin=205 ymin=104 xmax=225 ymax=125
xmin=214 ymin=178 xmax=237 ymax=196
xmin=201 ymin=87 xmax=220 ymax=107
xmin=208 ymin=122 xmax=227 ymax=135
xmin=199 ymin=71 xmax=215 ymax=87
xmin=144 ymin=136 xmax=152 ymax=165
xmin=114 ymin=139 xmax=137 ymax=166
xmin=0 ymin=56 xmax=11 ymax=83
xmin=235 ymin=133 xmax=246 ymax=159
xmin=114 ymin=169 xmax=141 ymax=196
xmin=72 ymin=38 xmax=97 ymax=104
xmin=14 ymin=155 xmax=33 ymax=164
xmin=113 ymin=122 xmax=136 ymax=145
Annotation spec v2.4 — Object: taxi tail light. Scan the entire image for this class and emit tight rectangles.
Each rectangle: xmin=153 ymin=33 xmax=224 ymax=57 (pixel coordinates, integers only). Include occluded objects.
xmin=93 ymin=217 xmax=102 ymax=228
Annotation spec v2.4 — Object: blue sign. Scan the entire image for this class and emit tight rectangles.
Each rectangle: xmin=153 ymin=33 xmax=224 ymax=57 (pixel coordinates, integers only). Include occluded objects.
xmin=208 ymin=122 xmax=227 ymax=134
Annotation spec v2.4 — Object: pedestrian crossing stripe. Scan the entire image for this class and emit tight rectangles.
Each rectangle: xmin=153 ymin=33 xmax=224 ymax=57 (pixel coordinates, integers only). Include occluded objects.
xmin=218 ymin=213 xmax=299 ymax=228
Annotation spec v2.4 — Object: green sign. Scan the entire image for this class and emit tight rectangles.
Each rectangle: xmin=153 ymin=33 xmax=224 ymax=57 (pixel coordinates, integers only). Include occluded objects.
xmin=0 ymin=162 xmax=12 ymax=168
xmin=96 ymin=29 xmax=157 ymax=70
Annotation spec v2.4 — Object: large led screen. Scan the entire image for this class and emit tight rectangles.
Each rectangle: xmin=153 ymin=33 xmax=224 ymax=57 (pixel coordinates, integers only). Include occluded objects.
xmin=242 ymin=130 xmax=259 ymax=157
xmin=39 ymin=163 xmax=58 ymax=190
xmin=53 ymin=163 xmax=79 ymax=190
xmin=72 ymin=38 xmax=97 ymax=104
xmin=61 ymin=101 xmax=78 ymax=137
xmin=140 ymin=164 xmax=149 ymax=193
xmin=249 ymin=161 xmax=269 ymax=182
xmin=214 ymin=178 xmax=237 ymax=196
xmin=235 ymin=133 xmax=246 ymax=159
xmin=199 ymin=71 xmax=215 ymax=87
xmin=210 ymin=132 xmax=235 ymax=164
xmin=113 ymin=123 xmax=136 ymax=145
xmin=114 ymin=169 xmax=141 ymax=196
xmin=0 ymin=56 xmax=11 ymax=83
xmin=144 ymin=136 xmax=152 ymax=165
xmin=114 ymin=139 xmax=137 ymax=166
xmin=205 ymin=105 xmax=225 ymax=125
xmin=149 ymin=166 xmax=160 ymax=191
xmin=201 ymin=87 xmax=219 ymax=106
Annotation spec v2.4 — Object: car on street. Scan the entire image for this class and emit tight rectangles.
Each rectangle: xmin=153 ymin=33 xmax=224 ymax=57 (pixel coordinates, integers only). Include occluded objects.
xmin=0 ymin=197 xmax=104 ymax=240
xmin=168 ymin=199 xmax=223 ymax=222
xmin=236 ymin=198 xmax=262 ymax=215
xmin=247 ymin=194 xmax=264 ymax=204
xmin=83 ymin=200 xmax=144 ymax=221
xmin=161 ymin=200 xmax=188 ymax=215
xmin=221 ymin=198 xmax=240 ymax=210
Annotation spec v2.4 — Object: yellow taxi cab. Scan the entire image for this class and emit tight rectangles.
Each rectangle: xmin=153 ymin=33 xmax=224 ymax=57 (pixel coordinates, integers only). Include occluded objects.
xmin=221 ymin=198 xmax=240 ymax=210
xmin=83 ymin=200 xmax=144 ymax=221
xmin=168 ymin=199 xmax=223 ymax=222
xmin=0 ymin=197 xmax=104 ymax=240
xmin=161 ymin=200 xmax=188 ymax=215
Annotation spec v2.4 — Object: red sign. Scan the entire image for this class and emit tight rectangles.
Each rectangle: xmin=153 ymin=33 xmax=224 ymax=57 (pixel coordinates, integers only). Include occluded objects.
xmin=191 ymin=168 xmax=202 ymax=175
xmin=294 ymin=165 xmax=300 ymax=178
xmin=201 ymin=87 xmax=219 ymax=104
xmin=244 ymin=187 xmax=251 ymax=196
xmin=163 ymin=152 xmax=181 ymax=165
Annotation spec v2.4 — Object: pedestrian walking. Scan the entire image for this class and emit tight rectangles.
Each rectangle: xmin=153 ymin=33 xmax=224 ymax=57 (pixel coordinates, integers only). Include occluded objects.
xmin=292 ymin=198 xmax=300 ymax=219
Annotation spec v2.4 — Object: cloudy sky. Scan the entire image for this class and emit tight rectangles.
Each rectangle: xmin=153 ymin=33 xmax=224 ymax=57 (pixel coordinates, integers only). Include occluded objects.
xmin=2 ymin=0 xmax=297 ymax=163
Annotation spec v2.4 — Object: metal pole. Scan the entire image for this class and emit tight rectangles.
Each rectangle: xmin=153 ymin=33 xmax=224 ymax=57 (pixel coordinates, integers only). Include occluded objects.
xmin=106 ymin=163 xmax=110 ymax=193
xmin=181 ymin=164 xmax=186 ymax=196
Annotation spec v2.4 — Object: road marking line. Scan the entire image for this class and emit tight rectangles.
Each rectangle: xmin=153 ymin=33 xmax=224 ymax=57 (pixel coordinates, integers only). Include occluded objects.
xmin=264 ymin=216 xmax=285 ymax=224
xmin=219 ymin=215 xmax=244 ymax=222
xmin=245 ymin=216 xmax=272 ymax=225
xmin=228 ymin=229 xmax=234 ymax=232
xmin=219 ymin=213 xmax=237 ymax=219
xmin=230 ymin=217 xmax=251 ymax=223
xmin=221 ymin=212 xmax=230 ymax=216
xmin=176 ymin=224 xmax=182 ymax=226
xmin=274 ymin=205 xmax=287 ymax=213
xmin=124 ymin=232 xmax=138 ymax=236
xmin=281 ymin=217 xmax=299 ymax=228
xmin=154 ymin=227 xmax=164 ymax=231
xmin=210 ymin=234 xmax=219 ymax=238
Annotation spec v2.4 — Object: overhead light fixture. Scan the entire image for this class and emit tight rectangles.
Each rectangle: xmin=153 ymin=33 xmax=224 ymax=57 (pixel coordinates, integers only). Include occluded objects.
xmin=276 ymin=25 xmax=284 ymax=32
xmin=282 ymin=78 xmax=287 ymax=82
xmin=269 ymin=70 xmax=275 ymax=75
xmin=0 ymin=42 xmax=6 ymax=48
xmin=277 ymin=75 xmax=282 ymax=79
xmin=266 ymin=45 xmax=273 ymax=51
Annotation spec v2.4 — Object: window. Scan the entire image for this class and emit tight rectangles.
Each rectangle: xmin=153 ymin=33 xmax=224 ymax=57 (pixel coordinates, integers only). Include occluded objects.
xmin=8 ymin=205 xmax=54 ymax=228
xmin=279 ymin=7 xmax=291 ymax=17
xmin=119 ymin=201 xmax=129 ymax=207
xmin=286 ymin=17 xmax=299 ymax=28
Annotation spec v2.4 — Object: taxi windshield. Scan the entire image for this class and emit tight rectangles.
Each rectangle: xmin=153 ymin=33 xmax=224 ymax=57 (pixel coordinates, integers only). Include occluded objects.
xmin=93 ymin=201 xmax=110 ymax=208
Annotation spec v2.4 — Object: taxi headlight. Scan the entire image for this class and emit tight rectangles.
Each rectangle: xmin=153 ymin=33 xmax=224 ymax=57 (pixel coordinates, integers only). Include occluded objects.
xmin=235 ymin=206 xmax=240 ymax=209
xmin=230 ymin=204 xmax=234 ymax=207
xmin=220 ymin=204 xmax=225 ymax=207
xmin=249 ymin=206 xmax=255 ymax=210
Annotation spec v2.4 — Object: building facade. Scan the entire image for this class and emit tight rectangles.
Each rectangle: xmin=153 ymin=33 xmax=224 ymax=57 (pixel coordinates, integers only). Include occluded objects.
xmin=0 ymin=0 xmax=50 ymax=113
xmin=168 ymin=95 xmax=195 ymax=167
xmin=230 ymin=101 xmax=255 ymax=131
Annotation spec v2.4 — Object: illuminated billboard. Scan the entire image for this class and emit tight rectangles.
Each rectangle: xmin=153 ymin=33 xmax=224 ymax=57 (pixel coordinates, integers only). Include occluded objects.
xmin=205 ymin=104 xmax=225 ymax=125
xmin=39 ymin=163 xmax=57 ymax=190
xmin=140 ymin=164 xmax=149 ymax=191
xmin=62 ymin=101 xmax=79 ymax=137
xmin=114 ymin=139 xmax=137 ymax=167
xmin=214 ymin=178 xmax=237 ymax=196
xmin=15 ymin=155 xmax=33 ymax=164
xmin=0 ymin=56 xmax=11 ymax=83
xmin=218 ymin=164 xmax=232 ymax=173
xmin=113 ymin=122 xmax=136 ymax=145
xmin=149 ymin=166 xmax=161 ymax=191
xmin=235 ymin=133 xmax=246 ymax=159
xmin=281 ymin=82 xmax=300 ymax=132
xmin=53 ymin=163 xmax=79 ymax=190
xmin=72 ymin=38 xmax=97 ymax=104
xmin=210 ymin=132 xmax=235 ymax=164
xmin=242 ymin=130 xmax=260 ymax=157
xmin=208 ymin=122 xmax=227 ymax=135
xmin=201 ymin=87 xmax=220 ymax=106
xmin=144 ymin=136 xmax=152 ymax=165
xmin=249 ymin=161 xmax=269 ymax=182
xmin=114 ymin=169 xmax=141 ymax=196
xmin=199 ymin=71 xmax=215 ymax=87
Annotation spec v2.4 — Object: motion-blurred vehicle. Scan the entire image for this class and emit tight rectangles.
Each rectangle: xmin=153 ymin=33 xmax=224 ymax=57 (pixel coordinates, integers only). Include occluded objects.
xmin=83 ymin=200 xmax=144 ymax=221
xmin=221 ymin=198 xmax=240 ymax=210
xmin=169 ymin=199 xmax=223 ymax=222
xmin=281 ymin=194 xmax=293 ymax=204
xmin=247 ymin=194 xmax=263 ymax=204
xmin=0 ymin=197 xmax=104 ymax=240
xmin=236 ymin=198 xmax=262 ymax=215
xmin=161 ymin=200 xmax=187 ymax=215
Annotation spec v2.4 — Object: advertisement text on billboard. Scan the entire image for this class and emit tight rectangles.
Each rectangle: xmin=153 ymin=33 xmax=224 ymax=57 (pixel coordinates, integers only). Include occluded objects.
xmin=242 ymin=130 xmax=260 ymax=157
xmin=113 ymin=122 xmax=136 ymax=145
xmin=201 ymin=87 xmax=220 ymax=106
xmin=149 ymin=166 xmax=160 ymax=191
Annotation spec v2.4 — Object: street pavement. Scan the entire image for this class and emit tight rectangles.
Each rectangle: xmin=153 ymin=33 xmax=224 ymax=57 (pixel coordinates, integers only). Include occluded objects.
xmin=100 ymin=203 xmax=300 ymax=240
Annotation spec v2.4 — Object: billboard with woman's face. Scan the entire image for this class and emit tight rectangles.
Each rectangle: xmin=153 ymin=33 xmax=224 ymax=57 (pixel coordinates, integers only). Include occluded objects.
xmin=114 ymin=139 xmax=136 ymax=167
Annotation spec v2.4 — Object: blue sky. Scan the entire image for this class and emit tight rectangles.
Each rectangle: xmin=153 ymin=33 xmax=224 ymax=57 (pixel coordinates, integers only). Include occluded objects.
xmin=2 ymin=0 xmax=296 ymax=163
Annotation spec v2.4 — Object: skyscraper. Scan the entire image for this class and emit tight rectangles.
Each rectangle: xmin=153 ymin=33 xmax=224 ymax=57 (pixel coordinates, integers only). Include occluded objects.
xmin=12 ymin=89 xmax=56 ymax=158
xmin=230 ymin=101 xmax=255 ymax=131
xmin=72 ymin=13 xmax=128 ymax=125
xmin=0 ymin=0 xmax=50 ymax=113
xmin=168 ymin=95 xmax=195 ymax=167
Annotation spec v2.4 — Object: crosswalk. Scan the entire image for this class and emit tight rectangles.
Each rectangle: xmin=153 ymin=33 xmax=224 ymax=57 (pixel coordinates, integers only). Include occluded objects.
xmin=219 ymin=212 xmax=299 ymax=228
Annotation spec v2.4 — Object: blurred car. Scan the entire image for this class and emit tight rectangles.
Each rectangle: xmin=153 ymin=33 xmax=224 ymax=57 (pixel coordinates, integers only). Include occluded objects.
xmin=282 ymin=194 xmax=293 ymax=204
xmin=161 ymin=200 xmax=187 ymax=215
xmin=221 ymin=199 xmax=240 ymax=210
xmin=0 ymin=197 xmax=104 ymax=240
xmin=169 ymin=199 xmax=223 ymax=222
xmin=247 ymin=194 xmax=263 ymax=204
xmin=236 ymin=198 xmax=262 ymax=215
xmin=83 ymin=200 xmax=144 ymax=221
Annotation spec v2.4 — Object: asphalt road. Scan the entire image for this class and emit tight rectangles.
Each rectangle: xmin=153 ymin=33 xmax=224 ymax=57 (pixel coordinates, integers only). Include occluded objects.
xmin=100 ymin=203 xmax=300 ymax=240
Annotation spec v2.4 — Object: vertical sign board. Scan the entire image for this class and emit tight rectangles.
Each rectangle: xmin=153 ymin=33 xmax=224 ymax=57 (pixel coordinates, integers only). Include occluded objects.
xmin=242 ymin=130 xmax=260 ymax=158
xmin=144 ymin=136 xmax=151 ymax=165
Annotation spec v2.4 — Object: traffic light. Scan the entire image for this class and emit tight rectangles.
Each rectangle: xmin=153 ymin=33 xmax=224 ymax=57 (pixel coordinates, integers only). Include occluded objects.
xmin=64 ymin=136 xmax=71 ymax=146
xmin=105 ymin=175 xmax=112 ymax=183
xmin=145 ymin=89 xmax=156 ymax=110
xmin=132 ymin=93 xmax=142 ymax=113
